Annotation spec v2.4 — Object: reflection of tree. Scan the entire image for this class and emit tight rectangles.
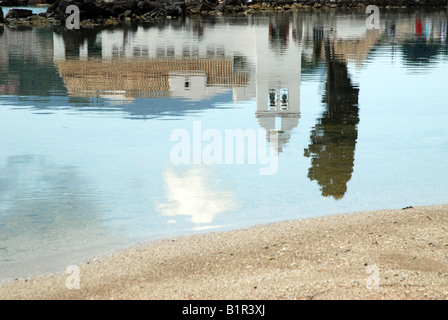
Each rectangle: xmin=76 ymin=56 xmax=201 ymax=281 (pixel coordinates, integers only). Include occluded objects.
xmin=304 ymin=37 xmax=359 ymax=199
xmin=401 ymin=38 xmax=443 ymax=67
xmin=0 ymin=27 xmax=65 ymax=96
xmin=400 ymin=17 xmax=448 ymax=67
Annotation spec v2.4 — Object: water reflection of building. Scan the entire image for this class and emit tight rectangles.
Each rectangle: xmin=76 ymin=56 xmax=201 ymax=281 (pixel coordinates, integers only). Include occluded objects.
xmin=249 ymin=15 xmax=303 ymax=152
xmin=51 ymin=16 xmax=304 ymax=151
xmin=50 ymin=12 xmax=448 ymax=146
xmin=55 ymin=58 xmax=249 ymax=100
xmin=2 ymin=11 xmax=447 ymax=221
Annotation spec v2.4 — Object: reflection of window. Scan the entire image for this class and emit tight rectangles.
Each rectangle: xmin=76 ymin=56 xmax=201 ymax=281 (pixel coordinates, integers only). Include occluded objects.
xmin=268 ymin=89 xmax=277 ymax=110
xmin=142 ymin=45 xmax=149 ymax=56
xmin=112 ymin=44 xmax=119 ymax=57
xmin=207 ymin=44 xmax=215 ymax=56
xmin=268 ymin=88 xmax=289 ymax=110
xmin=217 ymin=46 xmax=225 ymax=57
xmin=182 ymin=46 xmax=190 ymax=57
xmin=281 ymin=88 xmax=288 ymax=110
xmin=133 ymin=46 xmax=141 ymax=57
xmin=156 ymin=47 xmax=165 ymax=57
xmin=192 ymin=45 xmax=199 ymax=57
xmin=167 ymin=46 xmax=175 ymax=57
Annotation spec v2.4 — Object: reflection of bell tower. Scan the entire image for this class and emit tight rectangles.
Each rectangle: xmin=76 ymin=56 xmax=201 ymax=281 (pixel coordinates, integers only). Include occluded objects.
xmin=256 ymin=84 xmax=300 ymax=152
xmin=255 ymin=14 xmax=302 ymax=152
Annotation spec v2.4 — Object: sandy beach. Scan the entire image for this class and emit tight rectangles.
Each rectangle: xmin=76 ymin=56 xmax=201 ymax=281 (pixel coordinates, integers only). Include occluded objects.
xmin=1 ymin=204 xmax=447 ymax=300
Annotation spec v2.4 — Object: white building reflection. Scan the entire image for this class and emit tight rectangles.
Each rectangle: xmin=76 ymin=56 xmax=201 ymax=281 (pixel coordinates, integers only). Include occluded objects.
xmin=52 ymin=15 xmax=305 ymax=149
xmin=50 ymin=12 xmax=406 ymax=152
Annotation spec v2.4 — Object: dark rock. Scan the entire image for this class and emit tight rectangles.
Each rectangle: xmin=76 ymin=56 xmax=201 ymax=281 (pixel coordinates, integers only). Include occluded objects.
xmin=165 ymin=4 xmax=183 ymax=16
xmin=5 ymin=8 xmax=34 ymax=19
xmin=28 ymin=14 xmax=49 ymax=24
xmin=104 ymin=0 xmax=139 ymax=16
xmin=0 ymin=0 xmax=28 ymax=7
xmin=137 ymin=0 xmax=157 ymax=14
xmin=47 ymin=0 xmax=113 ymax=22
xmin=223 ymin=0 xmax=246 ymax=6
xmin=172 ymin=1 xmax=186 ymax=13
xmin=193 ymin=2 xmax=216 ymax=12
xmin=221 ymin=4 xmax=244 ymax=13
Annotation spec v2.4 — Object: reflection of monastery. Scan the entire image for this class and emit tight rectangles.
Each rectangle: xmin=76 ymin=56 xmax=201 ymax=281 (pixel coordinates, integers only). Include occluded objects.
xmin=49 ymin=13 xmax=447 ymax=149
xmin=55 ymin=58 xmax=249 ymax=99
xmin=52 ymin=16 xmax=303 ymax=152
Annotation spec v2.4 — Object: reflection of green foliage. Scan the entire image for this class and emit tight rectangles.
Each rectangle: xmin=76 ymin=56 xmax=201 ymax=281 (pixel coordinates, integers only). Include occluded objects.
xmin=2 ymin=61 xmax=66 ymax=97
xmin=304 ymin=112 xmax=359 ymax=199
xmin=0 ymin=28 xmax=66 ymax=97
xmin=401 ymin=38 xmax=444 ymax=66
xmin=304 ymin=47 xmax=359 ymax=200
xmin=301 ymin=55 xmax=326 ymax=78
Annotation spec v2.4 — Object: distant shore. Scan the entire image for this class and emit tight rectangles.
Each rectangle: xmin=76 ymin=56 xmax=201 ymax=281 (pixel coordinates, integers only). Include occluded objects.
xmin=1 ymin=0 xmax=447 ymax=27
xmin=1 ymin=204 xmax=447 ymax=300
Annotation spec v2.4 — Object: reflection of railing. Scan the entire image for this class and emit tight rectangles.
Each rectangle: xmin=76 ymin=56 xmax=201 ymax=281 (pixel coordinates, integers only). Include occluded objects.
xmin=55 ymin=58 xmax=249 ymax=98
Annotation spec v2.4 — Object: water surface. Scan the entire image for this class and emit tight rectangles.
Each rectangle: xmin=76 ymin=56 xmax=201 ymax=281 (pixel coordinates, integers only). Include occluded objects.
xmin=1 ymin=10 xmax=448 ymax=281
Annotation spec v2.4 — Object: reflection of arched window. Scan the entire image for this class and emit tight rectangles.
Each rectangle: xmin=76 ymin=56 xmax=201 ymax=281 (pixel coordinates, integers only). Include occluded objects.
xmin=167 ymin=45 xmax=175 ymax=57
xmin=268 ymin=89 xmax=276 ymax=109
xmin=268 ymin=88 xmax=289 ymax=110
xmin=280 ymin=88 xmax=288 ymax=110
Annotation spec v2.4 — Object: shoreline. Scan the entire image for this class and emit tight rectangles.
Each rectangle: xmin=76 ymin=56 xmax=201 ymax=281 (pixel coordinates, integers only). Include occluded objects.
xmin=1 ymin=0 xmax=447 ymax=27
xmin=1 ymin=204 xmax=447 ymax=299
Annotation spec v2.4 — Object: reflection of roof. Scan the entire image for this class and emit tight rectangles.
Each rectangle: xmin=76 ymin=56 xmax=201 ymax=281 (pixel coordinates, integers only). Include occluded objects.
xmin=324 ymin=30 xmax=380 ymax=65
xmin=55 ymin=58 xmax=249 ymax=98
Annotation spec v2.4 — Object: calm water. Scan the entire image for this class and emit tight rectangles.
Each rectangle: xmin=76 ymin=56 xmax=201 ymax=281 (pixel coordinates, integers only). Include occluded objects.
xmin=1 ymin=10 xmax=448 ymax=281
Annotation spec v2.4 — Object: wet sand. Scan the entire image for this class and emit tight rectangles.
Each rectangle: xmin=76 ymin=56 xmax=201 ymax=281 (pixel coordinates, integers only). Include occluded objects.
xmin=1 ymin=204 xmax=448 ymax=300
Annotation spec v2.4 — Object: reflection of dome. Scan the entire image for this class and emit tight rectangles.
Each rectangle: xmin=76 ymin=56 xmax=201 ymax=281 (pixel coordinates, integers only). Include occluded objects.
xmin=155 ymin=166 xmax=238 ymax=224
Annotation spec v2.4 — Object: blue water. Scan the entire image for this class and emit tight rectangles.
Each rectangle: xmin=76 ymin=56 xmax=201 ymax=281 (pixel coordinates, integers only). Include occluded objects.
xmin=0 ymin=10 xmax=447 ymax=282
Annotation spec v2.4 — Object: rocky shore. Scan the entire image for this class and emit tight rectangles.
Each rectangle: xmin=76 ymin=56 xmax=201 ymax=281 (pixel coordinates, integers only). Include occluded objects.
xmin=1 ymin=0 xmax=447 ymax=27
